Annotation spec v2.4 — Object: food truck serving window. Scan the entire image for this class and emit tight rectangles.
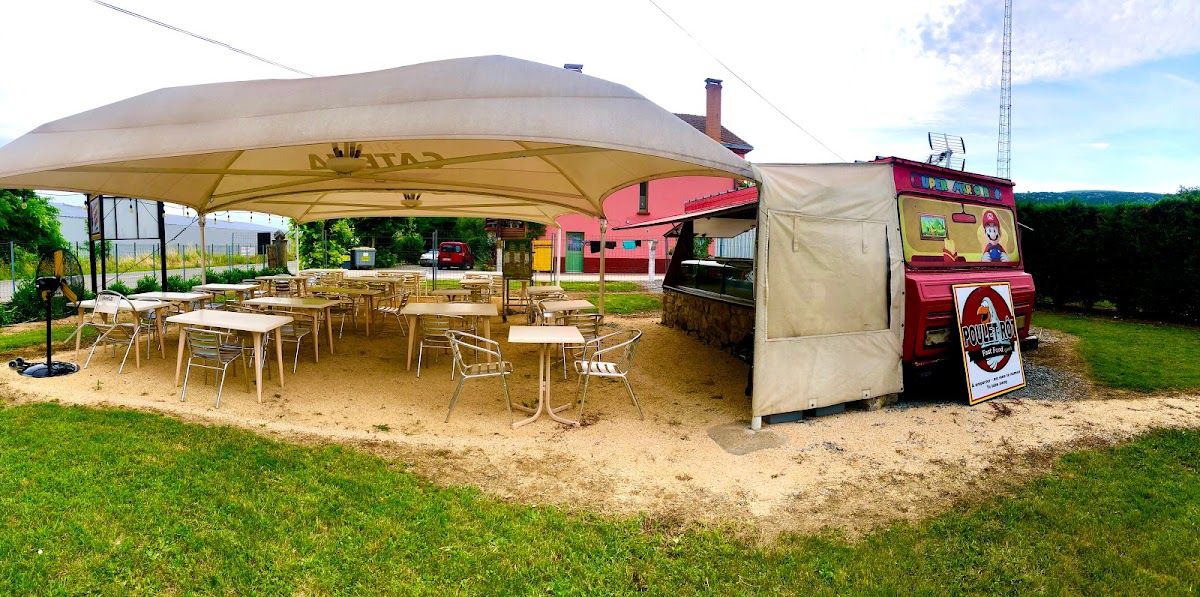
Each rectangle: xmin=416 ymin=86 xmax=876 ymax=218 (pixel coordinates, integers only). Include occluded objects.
xmin=898 ymin=195 xmax=1020 ymax=266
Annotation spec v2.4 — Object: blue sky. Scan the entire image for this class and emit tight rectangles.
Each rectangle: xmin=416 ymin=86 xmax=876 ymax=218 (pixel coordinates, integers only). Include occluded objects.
xmin=0 ymin=0 xmax=1197 ymax=219
xmin=877 ymin=53 xmax=1200 ymax=192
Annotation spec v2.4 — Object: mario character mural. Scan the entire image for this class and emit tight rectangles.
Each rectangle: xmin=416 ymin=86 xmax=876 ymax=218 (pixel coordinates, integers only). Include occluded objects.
xmin=980 ymin=210 xmax=1010 ymax=262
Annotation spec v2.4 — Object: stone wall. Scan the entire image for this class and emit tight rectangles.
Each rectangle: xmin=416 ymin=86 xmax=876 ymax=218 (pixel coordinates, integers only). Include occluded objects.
xmin=661 ymin=288 xmax=755 ymax=349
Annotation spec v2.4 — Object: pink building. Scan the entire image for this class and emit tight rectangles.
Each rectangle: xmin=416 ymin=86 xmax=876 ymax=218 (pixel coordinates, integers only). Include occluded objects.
xmin=541 ymin=74 xmax=753 ymax=274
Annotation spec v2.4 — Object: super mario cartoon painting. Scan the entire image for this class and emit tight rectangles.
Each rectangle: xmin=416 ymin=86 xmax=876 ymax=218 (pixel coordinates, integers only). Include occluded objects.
xmin=980 ymin=210 xmax=1010 ymax=262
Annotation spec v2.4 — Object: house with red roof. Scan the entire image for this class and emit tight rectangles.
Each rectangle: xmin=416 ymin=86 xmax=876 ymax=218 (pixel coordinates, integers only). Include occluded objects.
xmin=538 ymin=75 xmax=753 ymax=274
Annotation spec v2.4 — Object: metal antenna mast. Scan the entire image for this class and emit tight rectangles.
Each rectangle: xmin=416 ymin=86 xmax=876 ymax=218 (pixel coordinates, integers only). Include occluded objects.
xmin=996 ymin=0 xmax=1013 ymax=179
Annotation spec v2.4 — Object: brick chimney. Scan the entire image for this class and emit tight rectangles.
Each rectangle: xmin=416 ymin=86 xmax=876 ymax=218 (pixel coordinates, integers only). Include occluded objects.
xmin=704 ymin=78 xmax=723 ymax=143
xmin=564 ymin=63 xmax=583 ymax=73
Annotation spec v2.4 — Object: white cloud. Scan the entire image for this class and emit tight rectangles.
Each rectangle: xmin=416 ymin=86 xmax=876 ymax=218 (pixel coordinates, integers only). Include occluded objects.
xmin=1082 ymin=142 xmax=1110 ymax=149
xmin=920 ymin=0 xmax=1200 ymax=85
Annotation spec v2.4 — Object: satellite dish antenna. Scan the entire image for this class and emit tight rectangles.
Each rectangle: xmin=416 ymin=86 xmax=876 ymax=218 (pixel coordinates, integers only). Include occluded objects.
xmin=927 ymin=133 xmax=966 ymax=171
xmin=9 ymin=247 xmax=85 ymax=378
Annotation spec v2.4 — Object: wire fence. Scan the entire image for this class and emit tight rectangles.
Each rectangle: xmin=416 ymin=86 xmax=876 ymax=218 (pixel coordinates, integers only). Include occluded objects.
xmin=302 ymin=231 xmax=677 ymax=286
xmin=0 ymin=240 xmax=274 ymax=302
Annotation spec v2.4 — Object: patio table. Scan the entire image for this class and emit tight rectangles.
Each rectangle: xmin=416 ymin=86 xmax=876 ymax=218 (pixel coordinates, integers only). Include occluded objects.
xmin=538 ymin=299 xmax=596 ymax=316
xmin=430 ymin=288 xmax=472 ymax=301
xmin=507 ymin=325 xmax=584 ymax=428
xmin=72 ymin=298 xmax=171 ymax=366
xmin=167 ymin=309 xmax=291 ymax=403
xmin=243 ymin=297 xmax=338 ymax=363
xmin=526 ymin=285 xmax=565 ymax=297
xmin=256 ymin=275 xmax=313 ymax=297
xmin=401 ymin=302 xmax=498 ymax=371
xmin=193 ymin=283 xmax=259 ymax=305
xmin=129 ymin=291 xmax=212 ymax=312
xmin=308 ymin=285 xmax=382 ymax=336
xmin=352 ymin=276 xmax=406 ymax=302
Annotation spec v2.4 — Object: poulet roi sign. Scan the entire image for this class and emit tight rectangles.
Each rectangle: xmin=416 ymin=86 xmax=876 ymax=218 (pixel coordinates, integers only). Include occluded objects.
xmin=953 ymin=282 xmax=1026 ymax=404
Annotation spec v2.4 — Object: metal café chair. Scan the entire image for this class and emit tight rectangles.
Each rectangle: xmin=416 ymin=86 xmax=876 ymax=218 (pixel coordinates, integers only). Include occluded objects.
xmin=560 ymin=312 xmax=603 ymax=378
xmin=224 ymin=304 xmax=274 ymax=382
xmin=83 ymin=290 xmax=152 ymax=373
xmin=374 ymin=290 xmax=411 ymax=334
xmin=417 ymin=314 xmax=462 ymax=378
xmin=180 ymin=327 xmax=244 ymax=408
xmin=281 ymin=310 xmax=315 ymax=372
xmin=313 ymin=290 xmax=357 ymax=337
xmin=271 ymin=278 xmax=300 ymax=297
xmin=445 ymin=330 xmax=514 ymax=424
xmin=529 ymin=291 xmax=568 ymax=325
xmin=574 ymin=329 xmax=645 ymax=421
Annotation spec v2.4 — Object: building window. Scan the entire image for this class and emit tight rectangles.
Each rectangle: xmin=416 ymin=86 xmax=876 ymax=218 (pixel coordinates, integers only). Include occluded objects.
xmin=638 ymin=181 xmax=650 ymax=214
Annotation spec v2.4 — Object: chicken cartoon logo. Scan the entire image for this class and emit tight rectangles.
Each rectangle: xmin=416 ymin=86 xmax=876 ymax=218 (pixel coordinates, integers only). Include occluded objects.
xmin=959 ymin=286 xmax=1018 ymax=373
xmin=976 ymin=297 xmax=1007 ymax=369
xmin=980 ymin=210 xmax=1010 ymax=262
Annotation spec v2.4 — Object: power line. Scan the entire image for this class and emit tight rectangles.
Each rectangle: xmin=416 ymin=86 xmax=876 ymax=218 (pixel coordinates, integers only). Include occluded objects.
xmin=90 ymin=1 xmax=313 ymax=78
xmin=645 ymin=0 xmax=846 ymax=162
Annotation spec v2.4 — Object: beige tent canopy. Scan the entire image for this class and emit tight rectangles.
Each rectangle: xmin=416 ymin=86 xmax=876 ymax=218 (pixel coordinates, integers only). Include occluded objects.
xmin=0 ymin=55 xmax=753 ymax=224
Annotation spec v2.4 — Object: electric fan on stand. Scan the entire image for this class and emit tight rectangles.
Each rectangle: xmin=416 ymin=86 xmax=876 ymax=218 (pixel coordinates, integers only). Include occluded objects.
xmin=9 ymin=247 xmax=86 ymax=378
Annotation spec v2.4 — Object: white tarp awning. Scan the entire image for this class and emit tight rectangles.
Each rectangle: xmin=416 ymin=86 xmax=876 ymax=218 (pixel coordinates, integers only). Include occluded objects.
xmin=0 ymin=55 xmax=753 ymax=224
xmin=693 ymin=217 xmax=755 ymax=239
xmin=751 ymin=163 xmax=905 ymax=416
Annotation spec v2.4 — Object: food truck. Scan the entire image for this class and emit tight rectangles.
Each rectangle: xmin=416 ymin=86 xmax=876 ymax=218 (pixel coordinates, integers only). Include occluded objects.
xmin=633 ymin=157 xmax=1037 ymax=427
xmin=885 ymin=157 xmax=1037 ymax=369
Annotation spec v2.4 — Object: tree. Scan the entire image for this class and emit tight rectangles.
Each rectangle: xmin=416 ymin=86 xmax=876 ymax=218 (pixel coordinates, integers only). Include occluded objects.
xmin=292 ymin=219 xmax=358 ymax=268
xmin=0 ymin=189 xmax=67 ymax=250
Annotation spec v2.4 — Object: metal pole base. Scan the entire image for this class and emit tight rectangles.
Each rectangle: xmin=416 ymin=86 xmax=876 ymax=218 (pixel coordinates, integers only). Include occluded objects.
xmin=17 ymin=361 xmax=80 ymax=378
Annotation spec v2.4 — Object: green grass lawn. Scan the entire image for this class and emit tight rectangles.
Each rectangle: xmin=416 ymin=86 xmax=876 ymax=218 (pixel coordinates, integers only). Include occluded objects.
xmin=587 ymin=293 xmax=662 ymax=315
xmin=561 ymin=281 xmax=640 ymax=293
xmin=0 ymin=325 xmax=97 ymax=353
xmin=1035 ymin=311 xmax=1200 ymax=392
xmin=1 ymin=401 xmax=1199 ymax=594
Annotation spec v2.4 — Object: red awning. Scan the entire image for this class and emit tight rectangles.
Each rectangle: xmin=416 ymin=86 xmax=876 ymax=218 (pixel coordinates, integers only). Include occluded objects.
xmin=614 ymin=191 xmax=758 ymax=230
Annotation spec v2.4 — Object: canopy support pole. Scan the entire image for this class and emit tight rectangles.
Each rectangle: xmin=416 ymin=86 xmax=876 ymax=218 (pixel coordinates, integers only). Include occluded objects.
xmin=86 ymin=194 xmax=99 ymax=293
xmin=198 ymin=215 xmax=207 ymax=284
xmin=598 ymin=218 xmax=606 ymax=316
xmin=553 ymin=228 xmax=562 ymax=285
xmin=157 ymin=201 xmax=168 ymax=288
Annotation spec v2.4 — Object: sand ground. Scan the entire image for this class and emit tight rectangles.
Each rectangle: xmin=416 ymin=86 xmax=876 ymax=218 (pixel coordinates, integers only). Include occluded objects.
xmin=3 ymin=306 xmax=1199 ymax=543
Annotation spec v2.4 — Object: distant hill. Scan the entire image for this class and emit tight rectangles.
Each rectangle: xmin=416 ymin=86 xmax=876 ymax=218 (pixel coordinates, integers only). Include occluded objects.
xmin=1015 ymin=190 xmax=1166 ymax=205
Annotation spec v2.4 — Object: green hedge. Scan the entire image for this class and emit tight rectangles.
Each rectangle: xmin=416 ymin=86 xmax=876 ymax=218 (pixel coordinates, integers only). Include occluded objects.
xmin=1019 ymin=187 xmax=1200 ymax=321
xmin=1 ymin=266 xmax=290 ymax=326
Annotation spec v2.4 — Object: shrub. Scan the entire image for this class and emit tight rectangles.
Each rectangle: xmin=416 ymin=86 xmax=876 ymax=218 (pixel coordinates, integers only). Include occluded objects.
xmin=4 ymin=281 xmax=46 ymax=323
xmin=107 ymin=280 xmax=134 ymax=296
xmin=164 ymin=275 xmax=189 ymax=293
xmin=396 ymin=234 xmax=424 ymax=264
xmin=2 ymin=278 xmax=88 ymax=324
xmin=134 ymin=275 xmax=161 ymax=293
xmin=374 ymin=247 xmax=398 ymax=268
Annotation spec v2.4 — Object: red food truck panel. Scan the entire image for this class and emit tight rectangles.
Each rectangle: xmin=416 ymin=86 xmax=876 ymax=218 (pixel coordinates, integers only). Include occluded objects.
xmin=877 ymin=158 xmax=1037 ymax=366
